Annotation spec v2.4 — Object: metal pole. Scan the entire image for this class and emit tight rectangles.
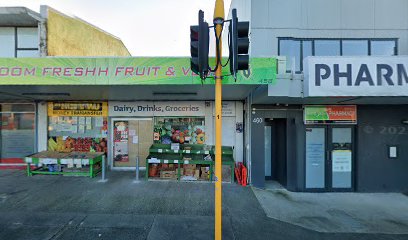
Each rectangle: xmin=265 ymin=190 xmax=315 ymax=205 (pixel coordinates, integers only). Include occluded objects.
xmin=133 ymin=156 xmax=140 ymax=183
xmin=213 ymin=1 xmax=224 ymax=239
xmin=102 ymin=155 xmax=105 ymax=180
xmin=135 ymin=157 xmax=139 ymax=181
xmin=98 ymin=154 xmax=108 ymax=183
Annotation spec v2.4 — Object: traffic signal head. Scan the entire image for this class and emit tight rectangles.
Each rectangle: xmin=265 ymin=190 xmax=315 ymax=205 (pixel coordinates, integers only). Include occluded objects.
xmin=229 ymin=8 xmax=250 ymax=76
xmin=190 ymin=10 xmax=209 ymax=80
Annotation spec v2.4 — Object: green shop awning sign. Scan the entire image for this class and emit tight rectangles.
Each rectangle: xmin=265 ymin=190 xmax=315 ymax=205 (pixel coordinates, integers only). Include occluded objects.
xmin=0 ymin=57 xmax=276 ymax=85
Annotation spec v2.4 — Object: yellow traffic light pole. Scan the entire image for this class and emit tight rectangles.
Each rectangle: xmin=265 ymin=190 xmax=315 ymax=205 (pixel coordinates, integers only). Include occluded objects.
xmin=213 ymin=0 xmax=224 ymax=239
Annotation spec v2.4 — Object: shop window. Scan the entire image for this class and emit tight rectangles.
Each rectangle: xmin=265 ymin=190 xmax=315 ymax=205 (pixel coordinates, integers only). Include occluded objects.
xmin=314 ymin=40 xmax=340 ymax=56
xmin=17 ymin=27 xmax=38 ymax=49
xmin=278 ymin=38 xmax=398 ymax=72
xmin=0 ymin=27 xmax=39 ymax=58
xmin=342 ymin=40 xmax=368 ymax=56
xmin=154 ymin=117 xmax=205 ymax=144
xmin=47 ymin=102 xmax=108 ymax=153
xmin=0 ymin=27 xmax=15 ymax=57
xmin=0 ymin=104 xmax=35 ymax=159
xmin=371 ymin=40 xmax=396 ymax=56
xmin=279 ymin=39 xmax=301 ymax=72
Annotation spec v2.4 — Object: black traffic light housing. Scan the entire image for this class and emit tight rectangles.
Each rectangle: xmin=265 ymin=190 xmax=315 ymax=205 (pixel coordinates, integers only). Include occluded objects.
xmin=190 ymin=10 xmax=209 ymax=79
xmin=229 ymin=9 xmax=250 ymax=77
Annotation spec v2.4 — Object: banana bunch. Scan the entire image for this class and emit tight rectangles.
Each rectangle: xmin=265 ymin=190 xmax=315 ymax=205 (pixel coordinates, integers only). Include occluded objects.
xmin=48 ymin=138 xmax=57 ymax=151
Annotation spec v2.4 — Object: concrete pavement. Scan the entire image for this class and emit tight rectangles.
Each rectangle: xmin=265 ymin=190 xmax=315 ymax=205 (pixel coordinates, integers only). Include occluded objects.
xmin=253 ymin=186 xmax=408 ymax=234
xmin=0 ymin=170 xmax=407 ymax=240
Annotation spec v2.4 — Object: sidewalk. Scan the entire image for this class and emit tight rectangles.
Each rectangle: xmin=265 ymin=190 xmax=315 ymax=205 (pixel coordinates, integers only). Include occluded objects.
xmin=1 ymin=170 xmax=408 ymax=240
xmin=253 ymin=184 xmax=408 ymax=234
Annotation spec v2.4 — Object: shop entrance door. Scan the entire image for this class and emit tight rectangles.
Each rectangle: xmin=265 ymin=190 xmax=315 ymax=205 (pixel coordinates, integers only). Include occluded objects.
xmin=305 ymin=126 xmax=354 ymax=191
xmin=111 ymin=118 xmax=153 ymax=170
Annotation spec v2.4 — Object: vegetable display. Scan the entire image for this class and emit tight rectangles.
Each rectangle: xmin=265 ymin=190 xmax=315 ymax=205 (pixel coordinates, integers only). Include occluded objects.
xmin=154 ymin=118 xmax=205 ymax=144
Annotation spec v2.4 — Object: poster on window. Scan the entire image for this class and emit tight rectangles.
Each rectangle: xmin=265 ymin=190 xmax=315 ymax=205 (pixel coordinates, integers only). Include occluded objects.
xmin=332 ymin=150 xmax=352 ymax=172
xmin=113 ymin=121 xmax=129 ymax=162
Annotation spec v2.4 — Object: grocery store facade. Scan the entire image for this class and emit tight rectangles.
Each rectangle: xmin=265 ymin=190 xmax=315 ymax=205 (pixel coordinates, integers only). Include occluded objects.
xmin=0 ymin=56 xmax=275 ymax=174
xmin=0 ymin=6 xmax=277 ymax=180
xmin=230 ymin=0 xmax=408 ymax=192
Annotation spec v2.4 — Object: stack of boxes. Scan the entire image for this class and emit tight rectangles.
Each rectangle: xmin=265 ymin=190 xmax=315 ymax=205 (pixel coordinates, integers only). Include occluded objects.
xmin=159 ymin=163 xmax=177 ymax=179
xmin=183 ymin=164 xmax=196 ymax=177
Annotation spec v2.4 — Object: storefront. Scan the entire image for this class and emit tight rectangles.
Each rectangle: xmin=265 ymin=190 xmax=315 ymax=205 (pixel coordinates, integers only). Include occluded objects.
xmin=0 ymin=103 xmax=36 ymax=168
xmin=46 ymin=102 xmax=108 ymax=154
xmin=304 ymin=105 xmax=356 ymax=191
xmin=108 ymin=101 xmax=243 ymax=170
xmin=0 ymin=56 xmax=276 ymax=180
xmin=250 ymin=56 xmax=408 ymax=192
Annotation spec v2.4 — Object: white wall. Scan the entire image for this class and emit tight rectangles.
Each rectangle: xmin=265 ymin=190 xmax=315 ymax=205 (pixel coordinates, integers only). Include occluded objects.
xmin=249 ymin=0 xmax=408 ymax=57
xmin=207 ymin=101 xmax=244 ymax=163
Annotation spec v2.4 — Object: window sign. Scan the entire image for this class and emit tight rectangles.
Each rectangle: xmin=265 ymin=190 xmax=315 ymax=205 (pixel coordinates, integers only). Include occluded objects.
xmin=109 ymin=101 xmax=205 ymax=117
xmin=304 ymin=105 xmax=357 ymax=125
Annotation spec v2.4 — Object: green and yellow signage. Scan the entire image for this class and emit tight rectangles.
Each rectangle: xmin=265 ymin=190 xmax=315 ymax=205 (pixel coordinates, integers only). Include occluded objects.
xmin=304 ymin=105 xmax=357 ymax=124
xmin=0 ymin=57 xmax=276 ymax=85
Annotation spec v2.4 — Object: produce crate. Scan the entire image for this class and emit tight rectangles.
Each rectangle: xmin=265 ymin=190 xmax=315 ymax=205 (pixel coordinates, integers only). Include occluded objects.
xmin=146 ymin=143 xmax=233 ymax=183
xmin=25 ymin=151 xmax=104 ymax=178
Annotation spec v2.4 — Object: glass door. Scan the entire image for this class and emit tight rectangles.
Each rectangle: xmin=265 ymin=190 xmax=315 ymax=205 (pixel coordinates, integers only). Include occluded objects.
xmin=111 ymin=118 xmax=153 ymax=169
xmin=305 ymin=126 xmax=354 ymax=191
xmin=328 ymin=127 xmax=354 ymax=190
xmin=305 ymin=127 xmax=326 ymax=189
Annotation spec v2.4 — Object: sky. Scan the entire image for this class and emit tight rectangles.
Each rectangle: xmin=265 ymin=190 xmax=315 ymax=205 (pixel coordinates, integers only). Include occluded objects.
xmin=1 ymin=0 xmax=231 ymax=56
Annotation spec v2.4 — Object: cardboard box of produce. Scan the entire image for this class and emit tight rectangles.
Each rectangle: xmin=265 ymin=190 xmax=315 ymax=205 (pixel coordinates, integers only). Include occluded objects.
xmin=160 ymin=170 xmax=176 ymax=179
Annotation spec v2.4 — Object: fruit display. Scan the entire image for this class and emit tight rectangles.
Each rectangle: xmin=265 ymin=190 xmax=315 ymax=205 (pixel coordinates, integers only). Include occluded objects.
xmin=48 ymin=136 xmax=107 ymax=153
xmin=153 ymin=118 xmax=205 ymax=144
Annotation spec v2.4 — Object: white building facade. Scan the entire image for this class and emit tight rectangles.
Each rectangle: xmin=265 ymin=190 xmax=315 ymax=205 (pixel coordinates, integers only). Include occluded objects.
xmin=228 ymin=0 xmax=408 ymax=192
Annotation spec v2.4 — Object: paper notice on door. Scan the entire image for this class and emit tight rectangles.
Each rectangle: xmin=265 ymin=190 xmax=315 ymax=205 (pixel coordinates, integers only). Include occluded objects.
xmin=129 ymin=130 xmax=136 ymax=136
xmin=332 ymin=150 xmax=352 ymax=172
xmin=132 ymin=136 xmax=139 ymax=144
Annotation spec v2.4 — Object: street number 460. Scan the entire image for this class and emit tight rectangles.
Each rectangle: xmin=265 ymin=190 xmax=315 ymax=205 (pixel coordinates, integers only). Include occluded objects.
xmin=253 ymin=118 xmax=263 ymax=124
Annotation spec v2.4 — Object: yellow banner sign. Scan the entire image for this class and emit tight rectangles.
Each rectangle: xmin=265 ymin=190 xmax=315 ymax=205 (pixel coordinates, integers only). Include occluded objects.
xmin=48 ymin=102 xmax=108 ymax=117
